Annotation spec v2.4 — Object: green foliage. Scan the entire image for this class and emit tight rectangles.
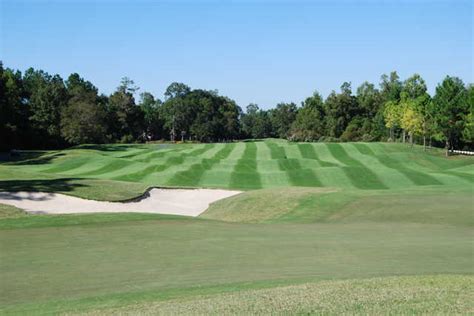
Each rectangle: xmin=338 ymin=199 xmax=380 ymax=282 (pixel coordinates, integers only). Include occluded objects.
xmin=1 ymin=63 xmax=472 ymax=151
xmin=139 ymin=92 xmax=163 ymax=140
xmin=269 ymin=102 xmax=297 ymax=138
xmin=60 ymin=74 xmax=107 ymax=144
xmin=290 ymin=92 xmax=325 ymax=141
xmin=462 ymin=85 xmax=474 ymax=143
xmin=241 ymin=103 xmax=274 ymax=138
xmin=0 ymin=63 xmax=29 ymax=150
xmin=325 ymin=82 xmax=359 ymax=138
xmin=432 ymin=76 xmax=470 ymax=152
xmin=23 ymin=68 xmax=68 ymax=146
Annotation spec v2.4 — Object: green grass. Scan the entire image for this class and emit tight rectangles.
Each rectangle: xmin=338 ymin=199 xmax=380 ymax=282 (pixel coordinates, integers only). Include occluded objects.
xmin=0 ymin=140 xmax=473 ymax=314
xmin=1 ymin=140 xmax=472 ymax=197
xmin=0 ymin=203 xmax=28 ymax=219
xmin=1 ymin=212 xmax=472 ymax=314
xmin=80 ymin=275 xmax=474 ymax=315
xmin=203 ymin=186 xmax=474 ymax=225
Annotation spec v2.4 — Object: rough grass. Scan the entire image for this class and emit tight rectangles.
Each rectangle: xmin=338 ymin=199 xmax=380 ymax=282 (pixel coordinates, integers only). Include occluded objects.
xmin=0 ymin=203 xmax=28 ymax=219
xmin=79 ymin=275 xmax=474 ymax=315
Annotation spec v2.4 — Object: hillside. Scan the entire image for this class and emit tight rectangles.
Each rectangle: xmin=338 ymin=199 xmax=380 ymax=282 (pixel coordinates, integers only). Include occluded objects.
xmin=1 ymin=140 xmax=472 ymax=199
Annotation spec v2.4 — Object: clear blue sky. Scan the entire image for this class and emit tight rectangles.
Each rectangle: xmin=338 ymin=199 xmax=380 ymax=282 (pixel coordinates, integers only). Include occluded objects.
xmin=1 ymin=0 xmax=472 ymax=108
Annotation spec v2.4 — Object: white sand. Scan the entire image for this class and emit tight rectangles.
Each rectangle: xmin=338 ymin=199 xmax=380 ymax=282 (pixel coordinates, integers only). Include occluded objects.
xmin=0 ymin=188 xmax=242 ymax=217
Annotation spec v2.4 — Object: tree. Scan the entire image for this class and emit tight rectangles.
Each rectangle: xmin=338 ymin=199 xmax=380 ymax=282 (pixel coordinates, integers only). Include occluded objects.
xmin=108 ymin=78 xmax=144 ymax=142
xmin=462 ymin=85 xmax=474 ymax=144
xmin=383 ymin=100 xmax=403 ymax=141
xmin=325 ymin=82 xmax=358 ymax=138
xmin=290 ymin=92 xmax=325 ymax=141
xmin=356 ymin=82 xmax=384 ymax=140
xmin=61 ymin=100 xmax=107 ymax=144
xmin=432 ymin=76 xmax=469 ymax=156
xmin=60 ymin=74 xmax=107 ymax=144
xmin=139 ymin=92 xmax=163 ymax=140
xmin=380 ymin=71 xmax=403 ymax=102
xmin=241 ymin=104 xmax=259 ymax=138
xmin=0 ymin=63 xmax=28 ymax=150
xmin=269 ymin=102 xmax=298 ymax=138
xmin=164 ymin=82 xmax=191 ymax=100
xmin=23 ymin=68 xmax=68 ymax=147
xmin=253 ymin=110 xmax=273 ymax=138
xmin=400 ymin=97 xmax=423 ymax=146
xmin=160 ymin=82 xmax=194 ymax=141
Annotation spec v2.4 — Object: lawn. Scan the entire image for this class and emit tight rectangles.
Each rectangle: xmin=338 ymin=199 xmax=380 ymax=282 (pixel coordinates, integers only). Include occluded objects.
xmin=1 ymin=140 xmax=472 ymax=197
xmin=0 ymin=140 xmax=473 ymax=314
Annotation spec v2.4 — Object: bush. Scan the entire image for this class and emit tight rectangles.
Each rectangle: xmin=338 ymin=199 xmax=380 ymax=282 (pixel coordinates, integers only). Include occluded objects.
xmin=318 ymin=136 xmax=340 ymax=143
xmin=361 ymin=133 xmax=375 ymax=142
xmin=120 ymin=134 xmax=135 ymax=143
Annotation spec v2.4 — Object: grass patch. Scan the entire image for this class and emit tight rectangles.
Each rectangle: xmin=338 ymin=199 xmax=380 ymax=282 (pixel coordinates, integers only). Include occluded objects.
xmin=1 ymin=212 xmax=472 ymax=314
xmin=0 ymin=203 xmax=28 ymax=219
xmin=229 ymin=142 xmax=262 ymax=189
xmin=326 ymin=143 xmax=388 ymax=189
xmin=79 ymin=275 xmax=474 ymax=315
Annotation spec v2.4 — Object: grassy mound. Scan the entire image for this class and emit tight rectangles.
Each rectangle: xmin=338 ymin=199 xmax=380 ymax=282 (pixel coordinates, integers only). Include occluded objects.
xmin=202 ymin=186 xmax=474 ymax=225
xmin=0 ymin=203 xmax=28 ymax=219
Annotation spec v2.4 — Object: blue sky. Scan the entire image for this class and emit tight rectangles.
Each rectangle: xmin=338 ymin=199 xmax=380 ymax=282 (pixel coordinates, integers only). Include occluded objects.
xmin=1 ymin=0 xmax=472 ymax=108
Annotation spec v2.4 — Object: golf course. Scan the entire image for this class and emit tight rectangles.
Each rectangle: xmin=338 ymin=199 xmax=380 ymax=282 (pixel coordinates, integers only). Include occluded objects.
xmin=0 ymin=140 xmax=473 ymax=314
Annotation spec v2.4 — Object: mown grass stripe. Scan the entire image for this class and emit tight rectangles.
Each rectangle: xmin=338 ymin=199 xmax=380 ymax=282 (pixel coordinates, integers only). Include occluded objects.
xmin=297 ymin=144 xmax=336 ymax=167
xmin=166 ymin=143 xmax=236 ymax=187
xmin=344 ymin=144 xmax=413 ymax=189
xmin=278 ymin=159 xmax=322 ymax=187
xmin=41 ymin=156 xmax=91 ymax=174
xmin=437 ymin=171 xmax=474 ymax=184
xmin=266 ymin=142 xmax=287 ymax=159
xmin=266 ymin=142 xmax=322 ymax=187
xmin=114 ymin=145 xmax=215 ymax=183
xmin=229 ymin=142 xmax=262 ymax=189
xmin=326 ymin=143 xmax=388 ymax=190
xmin=136 ymin=147 xmax=188 ymax=163
xmin=352 ymin=143 xmax=442 ymax=186
xmin=76 ymin=159 xmax=132 ymax=177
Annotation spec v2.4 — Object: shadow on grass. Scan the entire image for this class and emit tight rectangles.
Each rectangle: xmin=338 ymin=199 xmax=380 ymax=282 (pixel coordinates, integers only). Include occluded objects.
xmin=72 ymin=144 xmax=139 ymax=151
xmin=0 ymin=178 xmax=87 ymax=194
xmin=0 ymin=151 xmax=65 ymax=165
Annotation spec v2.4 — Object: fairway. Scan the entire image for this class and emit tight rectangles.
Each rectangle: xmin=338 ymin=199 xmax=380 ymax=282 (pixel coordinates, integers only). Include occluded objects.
xmin=0 ymin=140 xmax=473 ymax=314
xmin=1 ymin=140 xmax=472 ymax=196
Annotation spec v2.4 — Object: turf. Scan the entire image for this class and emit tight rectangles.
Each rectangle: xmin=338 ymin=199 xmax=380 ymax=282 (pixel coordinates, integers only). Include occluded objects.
xmin=0 ymin=140 xmax=473 ymax=314
xmin=81 ymin=275 xmax=474 ymax=315
xmin=1 ymin=212 xmax=472 ymax=314
xmin=1 ymin=140 xmax=472 ymax=197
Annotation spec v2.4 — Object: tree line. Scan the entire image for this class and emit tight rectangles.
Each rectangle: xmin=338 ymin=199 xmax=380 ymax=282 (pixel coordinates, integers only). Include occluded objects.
xmin=1 ymin=62 xmax=472 ymax=154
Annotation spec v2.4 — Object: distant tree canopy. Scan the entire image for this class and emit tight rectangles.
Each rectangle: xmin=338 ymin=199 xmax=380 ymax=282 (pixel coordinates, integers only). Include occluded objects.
xmin=1 ymin=61 xmax=472 ymax=154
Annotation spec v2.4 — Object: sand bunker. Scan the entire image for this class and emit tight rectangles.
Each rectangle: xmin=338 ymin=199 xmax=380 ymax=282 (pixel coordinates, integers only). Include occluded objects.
xmin=0 ymin=189 xmax=242 ymax=217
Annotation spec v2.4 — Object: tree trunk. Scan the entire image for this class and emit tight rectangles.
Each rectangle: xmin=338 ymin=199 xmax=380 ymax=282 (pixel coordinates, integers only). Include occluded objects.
xmin=423 ymin=135 xmax=426 ymax=151
xmin=402 ymin=130 xmax=406 ymax=144
xmin=445 ymin=140 xmax=450 ymax=157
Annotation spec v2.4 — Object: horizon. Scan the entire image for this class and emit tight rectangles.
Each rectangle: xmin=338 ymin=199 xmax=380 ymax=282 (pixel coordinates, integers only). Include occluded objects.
xmin=1 ymin=0 xmax=472 ymax=108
